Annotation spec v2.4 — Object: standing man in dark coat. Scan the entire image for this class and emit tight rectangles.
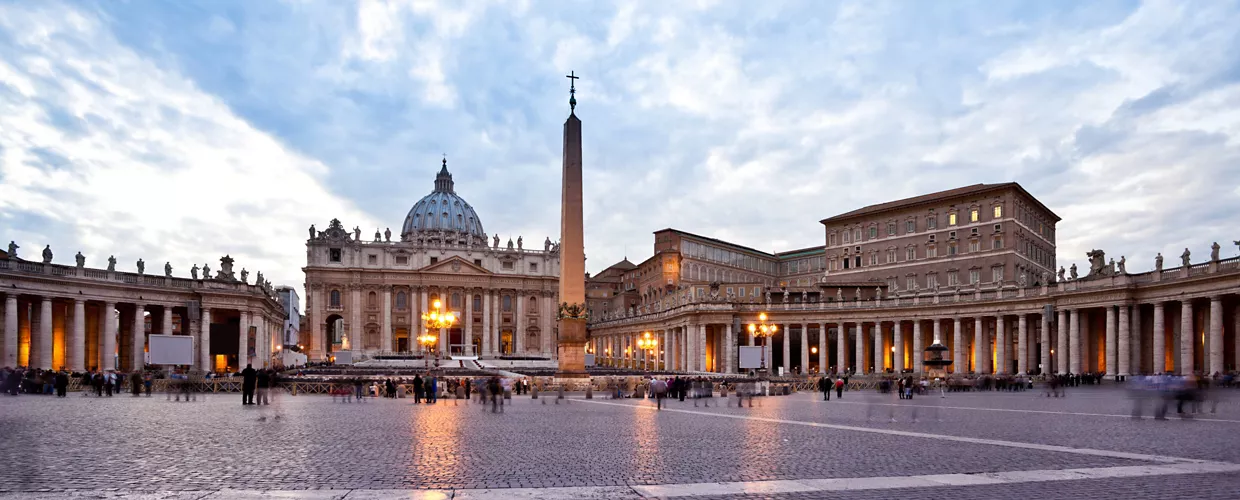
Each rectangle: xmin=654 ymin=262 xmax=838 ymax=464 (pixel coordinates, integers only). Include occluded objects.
xmin=54 ymin=371 xmax=69 ymax=397
xmin=818 ymin=375 xmax=832 ymax=401
xmin=241 ymin=364 xmax=257 ymax=405
xmin=412 ymin=374 xmax=424 ymax=403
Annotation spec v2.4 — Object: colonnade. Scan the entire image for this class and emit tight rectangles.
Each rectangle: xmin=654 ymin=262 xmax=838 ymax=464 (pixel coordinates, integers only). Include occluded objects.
xmin=590 ymin=322 xmax=735 ymax=373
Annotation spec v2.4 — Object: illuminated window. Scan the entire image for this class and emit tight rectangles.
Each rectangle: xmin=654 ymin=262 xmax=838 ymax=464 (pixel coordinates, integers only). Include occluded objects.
xmin=948 ymin=213 xmax=957 ymax=226
xmin=970 ymin=209 xmax=979 ymax=223
xmin=993 ymin=206 xmax=1002 ymax=218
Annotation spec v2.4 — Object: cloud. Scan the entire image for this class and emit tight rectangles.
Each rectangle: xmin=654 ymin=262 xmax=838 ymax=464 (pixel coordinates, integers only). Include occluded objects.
xmin=1 ymin=0 xmax=1238 ymax=295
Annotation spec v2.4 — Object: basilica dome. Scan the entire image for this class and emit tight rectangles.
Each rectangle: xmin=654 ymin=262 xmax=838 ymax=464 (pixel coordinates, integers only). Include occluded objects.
xmin=401 ymin=159 xmax=487 ymax=245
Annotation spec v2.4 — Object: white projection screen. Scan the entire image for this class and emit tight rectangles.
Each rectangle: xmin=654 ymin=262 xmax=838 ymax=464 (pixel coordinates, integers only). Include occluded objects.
xmin=148 ymin=334 xmax=194 ymax=365
xmin=738 ymin=346 xmax=764 ymax=369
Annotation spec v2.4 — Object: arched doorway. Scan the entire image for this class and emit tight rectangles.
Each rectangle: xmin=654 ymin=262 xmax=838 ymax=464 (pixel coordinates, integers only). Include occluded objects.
xmin=500 ymin=329 xmax=513 ymax=354
xmin=325 ymin=314 xmax=344 ymax=358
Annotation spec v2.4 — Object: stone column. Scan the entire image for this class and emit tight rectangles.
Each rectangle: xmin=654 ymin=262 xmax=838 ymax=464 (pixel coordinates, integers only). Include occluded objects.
xmin=699 ymin=324 xmax=708 ymax=372
xmin=1069 ymin=309 xmax=1081 ymax=374
xmin=1039 ymin=312 xmax=1051 ymax=375
xmin=1180 ymin=300 xmax=1194 ymax=375
xmin=162 ymin=306 xmax=174 ymax=337
xmin=996 ymin=316 xmax=1007 ymax=375
xmin=481 ymin=290 xmax=491 ymax=356
xmin=725 ymin=323 xmax=735 ymax=374
xmin=1209 ymin=296 xmax=1223 ymax=375
xmin=974 ymin=317 xmax=986 ymax=374
xmin=238 ymin=311 xmax=250 ymax=369
xmin=1104 ymin=305 xmax=1117 ymax=378
xmin=199 ymin=307 xmax=212 ymax=372
xmin=952 ymin=318 xmax=963 ymax=373
xmin=836 ymin=323 xmax=847 ymax=373
xmin=913 ymin=320 xmax=924 ymax=373
xmin=101 ymin=302 xmax=116 ymax=371
xmin=1153 ymin=303 xmax=1166 ymax=373
xmin=799 ymin=324 xmax=809 ymax=374
xmin=38 ymin=297 xmax=53 ymax=370
xmin=131 ymin=304 xmax=145 ymax=371
xmin=382 ymin=287 xmax=393 ymax=353
xmin=873 ymin=321 xmax=883 ymax=373
xmin=855 ymin=324 xmax=866 ymax=374
xmin=71 ymin=299 xmax=85 ymax=372
xmin=894 ymin=321 xmax=904 ymax=373
xmin=781 ymin=324 xmax=791 ymax=374
xmin=1118 ymin=305 xmax=1131 ymax=377
xmin=1057 ymin=309 xmax=1068 ymax=374
xmin=1016 ymin=314 xmax=1028 ymax=375
xmin=515 ymin=292 xmax=525 ymax=354
xmin=3 ymin=294 xmax=17 ymax=368
xmin=818 ymin=323 xmax=828 ymax=373
xmin=350 ymin=287 xmax=362 ymax=355
xmin=1132 ymin=305 xmax=1143 ymax=375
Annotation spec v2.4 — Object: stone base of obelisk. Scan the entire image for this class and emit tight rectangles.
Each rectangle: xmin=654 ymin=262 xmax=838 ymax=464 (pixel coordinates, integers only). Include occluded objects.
xmin=555 ymin=318 xmax=590 ymax=381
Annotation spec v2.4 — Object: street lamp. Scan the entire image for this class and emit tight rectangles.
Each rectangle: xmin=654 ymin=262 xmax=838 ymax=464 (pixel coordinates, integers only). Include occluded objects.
xmin=747 ymin=312 xmax=778 ymax=376
xmin=420 ymin=299 xmax=457 ymax=371
xmin=636 ymin=331 xmax=658 ymax=371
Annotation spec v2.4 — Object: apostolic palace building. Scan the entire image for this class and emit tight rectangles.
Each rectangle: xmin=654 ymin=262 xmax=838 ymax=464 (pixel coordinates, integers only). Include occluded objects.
xmin=586 ymin=182 xmax=1240 ymax=379
xmin=301 ymin=160 xmax=562 ymax=362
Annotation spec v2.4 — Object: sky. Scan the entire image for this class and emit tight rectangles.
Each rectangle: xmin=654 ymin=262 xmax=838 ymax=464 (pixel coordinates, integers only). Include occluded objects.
xmin=2 ymin=0 xmax=1239 ymax=298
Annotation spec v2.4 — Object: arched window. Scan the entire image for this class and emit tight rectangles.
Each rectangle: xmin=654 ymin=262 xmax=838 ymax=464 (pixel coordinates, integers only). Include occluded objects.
xmin=368 ymin=291 xmax=377 ymax=308
xmin=330 ymin=290 xmax=341 ymax=308
xmin=502 ymin=295 xmax=512 ymax=312
xmin=529 ymin=296 xmax=537 ymax=313
xmin=472 ymin=294 xmax=482 ymax=310
xmin=451 ymin=293 xmax=461 ymax=308
xmin=396 ymin=291 xmax=407 ymax=310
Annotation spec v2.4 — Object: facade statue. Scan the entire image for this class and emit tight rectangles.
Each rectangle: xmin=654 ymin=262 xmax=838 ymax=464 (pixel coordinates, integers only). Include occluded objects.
xmin=354 ymin=226 xmax=361 ymax=241
xmin=1181 ymin=248 xmax=1191 ymax=268
xmin=1086 ymin=250 xmax=1106 ymax=276
xmin=1069 ymin=264 xmax=1078 ymax=280
xmin=164 ymin=262 xmax=172 ymax=277
xmin=1057 ymin=266 xmax=1066 ymax=281
xmin=1040 ymin=271 xmax=1048 ymax=285
xmin=41 ymin=245 xmax=52 ymax=264
xmin=1108 ymin=258 xmax=1116 ymax=275
xmin=517 ymin=236 xmax=523 ymax=250
xmin=1117 ymin=256 xmax=1126 ymax=274
xmin=75 ymin=252 xmax=85 ymax=268
xmin=1155 ymin=253 xmax=1163 ymax=271
xmin=545 ymin=237 xmax=552 ymax=252
xmin=107 ymin=256 xmax=116 ymax=271
xmin=493 ymin=234 xmax=500 ymax=248
xmin=136 ymin=259 xmax=145 ymax=275
xmin=256 ymin=271 xmax=264 ymax=286
xmin=1018 ymin=273 xmax=1027 ymax=287
xmin=203 ymin=263 xmax=210 ymax=278
xmin=855 ymin=287 xmax=861 ymax=301
xmin=875 ymin=286 xmax=882 ymax=299
xmin=1211 ymin=242 xmax=1220 ymax=261
xmin=240 ymin=268 xmax=248 ymax=283
xmin=384 ymin=228 xmax=391 ymax=242
xmin=507 ymin=238 xmax=514 ymax=250
xmin=782 ymin=290 xmax=789 ymax=303
xmin=764 ymin=290 xmax=771 ymax=304
xmin=374 ymin=229 xmax=381 ymax=242
xmin=836 ymin=289 xmax=843 ymax=302
xmin=6 ymin=241 xmax=16 ymax=258
xmin=801 ymin=290 xmax=808 ymax=303
xmin=191 ymin=264 xmax=199 ymax=280
xmin=309 ymin=224 xmax=316 ymax=239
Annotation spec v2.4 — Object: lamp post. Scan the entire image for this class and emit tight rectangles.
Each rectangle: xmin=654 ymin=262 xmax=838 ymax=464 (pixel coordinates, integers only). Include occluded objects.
xmin=636 ymin=331 xmax=658 ymax=371
xmin=747 ymin=312 xmax=777 ymax=376
xmin=419 ymin=299 xmax=457 ymax=371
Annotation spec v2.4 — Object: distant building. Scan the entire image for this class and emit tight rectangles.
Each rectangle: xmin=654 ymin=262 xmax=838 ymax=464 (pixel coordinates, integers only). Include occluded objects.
xmin=275 ymin=286 xmax=301 ymax=347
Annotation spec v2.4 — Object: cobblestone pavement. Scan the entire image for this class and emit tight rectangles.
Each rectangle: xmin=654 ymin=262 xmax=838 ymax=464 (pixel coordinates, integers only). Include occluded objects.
xmin=0 ymin=386 xmax=1236 ymax=498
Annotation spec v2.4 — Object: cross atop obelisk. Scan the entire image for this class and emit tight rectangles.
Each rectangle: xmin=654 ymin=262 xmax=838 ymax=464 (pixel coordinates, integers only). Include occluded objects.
xmin=556 ymin=71 xmax=588 ymax=379
xmin=566 ymin=71 xmax=579 ymax=113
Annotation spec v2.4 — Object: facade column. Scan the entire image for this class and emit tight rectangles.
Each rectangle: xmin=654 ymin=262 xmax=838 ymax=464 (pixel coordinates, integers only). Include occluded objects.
xmin=1016 ymin=314 xmax=1028 ymax=375
xmin=699 ymin=324 xmax=708 ymax=372
xmin=515 ymin=292 xmax=525 ymax=354
xmin=781 ymin=324 xmax=791 ymax=374
xmin=818 ymin=323 xmax=828 ymax=373
xmin=1118 ymin=304 xmax=1131 ymax=377
xmin=894 ymin=321 xmax=904 ymax=373
xmin=382 ymin=287 xmax=393 ymax=353
xmin=800 ymin=323 xmax=809 ymax=374
xmin=239 ymin=311 xmax=250 ymax=368
xmin=1039 ymin=312 xmax=1051 ymax=375
xmin=39 ymin=297 xmax=53 ymax=370
xmin=3 ymin=295 xmax=17 ymax=368
xmin=836 ymin=323 xmax=846 ymax=374
xmin=996 ymin=316 xmax=1007 ymax=375
xmin=102 ymin=302 xmax=116 ymax=371
xmin=1069 ymin=309 xmax=1081 ymax=374
xmin=725 ymin=323 xmax=735 ymax=374
xmin=481 ymin=290 xmax=491 ymax=356
xmin=855 ymin=324 xmax=866 ymax=374
xmin=1105 ymin=305 xmax=1117 ymax=378
xmin=1057 ymin=309 xmax=1068 ymax=374
xmin=952 ymin=318 xmax=962 ymax=373
xmin=199 ymin=308 xmax=212 ymax=372
xmin=131 ymin=304 xmax=145 ymax=371
xmin=873 ymin=321 xmax=883 ymax=373
xmin=1209 ymin=296 xmax=1223 ymax=375
xmin=1131 ymin=305 xmax=1143 ymax=375
xmin=974 ymin=317 xmax=986 ymax=374
xmin=71 ymin=299 xmax=85 ymax=372
xmin=350 ymin=287 xmax=362 ymax=355
xmin=162 ymin=306 xmax=174 ymax=337
xmin=1180 ymin=300 xmax=1194 ymax=374
xmin=913 ymin=320 xmax=924 ymax=373
xmin=1153 ymin=303 xmax=1166 ymax=373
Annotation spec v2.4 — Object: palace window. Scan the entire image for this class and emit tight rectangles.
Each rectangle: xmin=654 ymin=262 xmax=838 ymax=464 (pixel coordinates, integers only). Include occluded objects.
xmin=854 ymin=255 xmax=862 ymax=268
xmin=329 ymin=290 xmax=341 ymax=308
xmin=927 ymin=216 xmax=937 ymax=230
xmin=329 ymin=248 xmax=342 ymax=262
xmin=887 ymin=223 xmax=896 ymax=236
xmin=927 ymin=274 xmax=938 ymax=288
xmin=829 ymin=233 xmax=836 ymax=246
xmin=906 ymin=276 xmax=916 ymax=290
xmin=992 ymin=266 xmax=1004 ymax=283
xmin=854 ymin=229 xmax=861 ymax=242
xmin=948 ymin=213 xmax=957 ymax=226
xmin=969 ymin=270 xmax=980 ymax=284
xmin=906 ymin=247 xmax=916 ymax=260
xmin=886 ymin=249 xmax=896 ymax=263
xmin=947 ymin=272 xmax=958 ymax=286
xmin=395 ymin=256 xmax=408 ymax=265
xmin=842 ymin=232 xmax=850 ymax=244
xmin=969 ymin=240 xmax=980 ymax=253
xmin=970 ymin=209 xmax=979 ymax=223
xmin=396 ymin=292 xmax=407 ymax=310
xmin=993 ymin=236 xmax=1003 ymax=249
xmin=869 ymin=227 xmax=877 ymax=239
xmin=906 ymin=220 xmax=915 ymax=233
xmin=993 ymin=206 xmax=1002 ymax=218
xmin=927 ymin=245 xmax=937 ymax=258
xmin=869 ymin=253 xmax=878 ymax=265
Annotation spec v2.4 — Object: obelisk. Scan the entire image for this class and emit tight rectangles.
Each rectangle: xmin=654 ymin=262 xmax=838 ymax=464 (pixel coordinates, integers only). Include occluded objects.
xmin=556 ymin=72 xmax=589 ymax=379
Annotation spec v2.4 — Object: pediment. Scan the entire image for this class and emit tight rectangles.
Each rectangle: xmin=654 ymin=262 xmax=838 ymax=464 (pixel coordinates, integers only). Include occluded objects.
xmin=422 ymin=256 xmax=491 ymax=275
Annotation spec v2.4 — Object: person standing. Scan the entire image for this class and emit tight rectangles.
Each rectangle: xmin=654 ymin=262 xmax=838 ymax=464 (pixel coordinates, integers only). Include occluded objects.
xmin=54 ymin=371 xmax=69 ymax=397
xmin=240 ymin=364 xmax=257 ymax=405
xmin=835 ymin=377 xmax=844 ymax=399
xmin=256 ymin=369 xmax=270 ymax=405
xmin=818 ymin=376 xmax=832 ymax=401
xmin=413 ymin=374 xmax=424 ymax=403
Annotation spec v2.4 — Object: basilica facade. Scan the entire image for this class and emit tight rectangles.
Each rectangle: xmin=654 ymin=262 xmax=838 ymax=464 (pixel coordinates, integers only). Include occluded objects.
xmin=302 ymin=160 xmax=561 ymax=362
